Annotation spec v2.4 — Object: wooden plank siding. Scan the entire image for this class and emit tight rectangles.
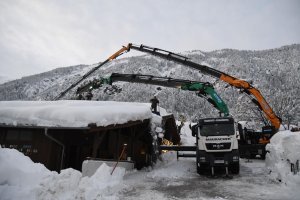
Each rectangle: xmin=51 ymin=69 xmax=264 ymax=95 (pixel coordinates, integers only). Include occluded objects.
xmin=0 ymin=119 xmax=154 ymax=171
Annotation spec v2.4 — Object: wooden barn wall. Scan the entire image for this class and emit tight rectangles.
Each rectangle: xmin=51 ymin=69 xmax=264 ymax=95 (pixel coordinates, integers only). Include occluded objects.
xmin=0 ymin=127 xmax=61 ymax=171
xmin=89 ymin=119 xmax=153 ymax=170
xmin=0 ymin=119 xmax=152 ymax=172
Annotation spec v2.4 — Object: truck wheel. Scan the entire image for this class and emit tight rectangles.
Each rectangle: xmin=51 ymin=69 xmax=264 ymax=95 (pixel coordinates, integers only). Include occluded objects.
xmin=230 ymin=163 xmax=240 ymax=174
xmin=250 ymin=154 xmax=256 ymax=159
xmin=197 ymin=163 xmax=206 ymax=175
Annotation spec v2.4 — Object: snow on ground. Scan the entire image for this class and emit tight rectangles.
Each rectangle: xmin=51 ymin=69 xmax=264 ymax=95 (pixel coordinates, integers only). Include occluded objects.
xmin=0 ymin=146 xmax=126 ymax=200
xmin=37 ymin=164 xmax=125 ymax=200
xmin=0 ymin=148 xmax=52 ymax=200
xmin=0 ymin=100 xmax=152 ymax=127
xmin=120 ymin=129 xmax=300 ymax=200
xmin=0 ymin=128 xmax=299 ymax=200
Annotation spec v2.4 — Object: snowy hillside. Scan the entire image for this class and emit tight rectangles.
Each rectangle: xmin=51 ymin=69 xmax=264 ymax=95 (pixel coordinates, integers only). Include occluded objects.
xmin=0 ymin=44 xmax=299 ymax=126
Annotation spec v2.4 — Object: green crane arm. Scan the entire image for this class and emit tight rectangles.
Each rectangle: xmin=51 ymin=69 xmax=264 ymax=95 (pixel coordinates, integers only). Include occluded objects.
xmin=180 ymin=82 xmax=229 ymax=116
xmin=76 ymin=73 xmax=229 ymax=116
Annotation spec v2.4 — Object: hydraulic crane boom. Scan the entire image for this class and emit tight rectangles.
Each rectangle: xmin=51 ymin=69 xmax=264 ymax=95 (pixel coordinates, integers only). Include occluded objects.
xmin=53 ymin=45 xmax=131 ymax=100
xmin=76 ymin=73 xmax=230 ymax=116
xmin=126 ymin=43 xmax=281 ymax=130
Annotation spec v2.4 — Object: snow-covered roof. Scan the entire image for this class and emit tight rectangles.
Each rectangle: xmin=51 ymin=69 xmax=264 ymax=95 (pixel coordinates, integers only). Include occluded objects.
xmin=0 ymin=100 xmax=152 ymax=128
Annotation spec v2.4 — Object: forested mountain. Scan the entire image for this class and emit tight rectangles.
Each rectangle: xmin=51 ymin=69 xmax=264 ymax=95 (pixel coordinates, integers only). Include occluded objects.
xmin=1 ymin=44 xmax=299 ymax=127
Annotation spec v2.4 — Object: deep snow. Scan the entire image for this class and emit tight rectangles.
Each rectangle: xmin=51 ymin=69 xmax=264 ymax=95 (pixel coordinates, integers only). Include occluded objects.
xmin=0 ymin=123 xmax=299 ymax=200
xmin=265 ymin=130 xmax=300 ymax=192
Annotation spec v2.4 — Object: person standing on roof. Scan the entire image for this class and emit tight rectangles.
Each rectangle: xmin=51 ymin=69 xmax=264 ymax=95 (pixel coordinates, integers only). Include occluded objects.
xmin=150 ymin=96 xmax=160 ymax=115
xmin=86 ymin=91 xmax=93 ymax=100
xmin=77 ymin=94 xmax=84 ymax=100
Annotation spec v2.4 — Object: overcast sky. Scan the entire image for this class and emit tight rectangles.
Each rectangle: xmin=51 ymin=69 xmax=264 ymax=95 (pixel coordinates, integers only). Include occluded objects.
xmin=0 ymin=0 xmax=299 ymax=80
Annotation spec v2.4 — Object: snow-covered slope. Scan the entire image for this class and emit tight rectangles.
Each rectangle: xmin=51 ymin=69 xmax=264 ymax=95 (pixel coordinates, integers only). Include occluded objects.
xmin=0 ymin=45 xmax=299 ymax=125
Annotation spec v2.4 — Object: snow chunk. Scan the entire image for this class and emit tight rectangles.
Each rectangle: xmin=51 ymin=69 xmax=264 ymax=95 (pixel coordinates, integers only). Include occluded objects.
xmin=78 ymin=163 xmax=125 ymax=200
xmin=37 ymin=169 xmax=82 ymax=200
xmin=0 ymin=100 xmax=152 ymax=127
xmin=266 ymin=130 xmax=300 ymax=196
xmin=37 ymin=163 xmax=125 ymax=200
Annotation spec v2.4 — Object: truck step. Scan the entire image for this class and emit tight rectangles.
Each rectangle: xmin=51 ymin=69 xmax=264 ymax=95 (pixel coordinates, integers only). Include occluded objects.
xmin=159 ymin=145 xmax=196 ymax=151
xmin=177 ymin=153 xmax=196 ymax=158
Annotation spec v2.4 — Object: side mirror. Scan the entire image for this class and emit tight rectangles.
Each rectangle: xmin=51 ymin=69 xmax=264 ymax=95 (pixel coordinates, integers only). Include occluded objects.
xmin=191 ymin=125 xmax=198 ymax=137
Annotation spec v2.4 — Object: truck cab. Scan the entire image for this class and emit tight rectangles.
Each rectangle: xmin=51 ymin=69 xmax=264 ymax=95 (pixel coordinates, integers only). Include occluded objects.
xmin=193 ymin=117 xmax=239 ymax=175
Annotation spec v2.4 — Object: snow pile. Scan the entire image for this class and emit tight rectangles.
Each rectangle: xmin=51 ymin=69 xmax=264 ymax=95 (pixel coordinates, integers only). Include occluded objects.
xmin=178 ymin=122 xmax=195 ymax=146
xmin=266 ymin=130 xmax=300 ymax=191
xmin=37 ymin=163 xmax=125 ymax=200
xmin=0 ymin=147 xmax=53 ymax=200
xmin=0 ymin=148 xmax=126 ymax=200
xmin=36 ymin=169 xmax=82 ymax=200
xmin=0 ymin=100 xmax=152 ymax=127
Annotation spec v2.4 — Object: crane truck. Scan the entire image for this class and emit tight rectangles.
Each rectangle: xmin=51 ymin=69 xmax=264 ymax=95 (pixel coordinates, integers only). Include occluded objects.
xmin=121 ymin=44 xmax=282 ymax=160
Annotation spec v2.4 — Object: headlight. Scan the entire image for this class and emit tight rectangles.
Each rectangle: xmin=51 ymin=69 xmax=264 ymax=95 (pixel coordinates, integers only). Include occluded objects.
xmin=199 ymin=157 xmax=206 ymax=162
xmin=233 ymin=156 xmax=239 ymax=160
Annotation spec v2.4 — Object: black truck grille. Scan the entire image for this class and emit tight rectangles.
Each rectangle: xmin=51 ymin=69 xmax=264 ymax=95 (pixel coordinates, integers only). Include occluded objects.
xmin=206 ymin=142 xmax=231 ymax=150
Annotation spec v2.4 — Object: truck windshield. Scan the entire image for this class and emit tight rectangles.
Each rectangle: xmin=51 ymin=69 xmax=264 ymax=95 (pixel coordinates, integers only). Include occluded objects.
xmin=200 ymin=123 xmax=235 ymax=136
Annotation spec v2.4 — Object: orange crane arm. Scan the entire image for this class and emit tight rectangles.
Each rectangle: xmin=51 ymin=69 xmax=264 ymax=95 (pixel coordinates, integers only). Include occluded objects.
xmin=127 ymin=43 xmax=282 ymax=130
xmin=54 ymin=44 xmax=130 ymax=100
xmin=220 ymin=74 xmax=281 ymax=129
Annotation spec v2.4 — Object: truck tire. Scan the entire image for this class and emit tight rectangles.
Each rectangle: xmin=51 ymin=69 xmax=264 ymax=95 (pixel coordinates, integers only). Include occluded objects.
xmin=250 ymin=154 xmax=257 ymax=159
xmin=230 ymin=163 xmax=240 ymax=174
xmin=197 ymin=162 xmax=206 ymax=175
xmin=197 ymin=165 xmax=206 ymax=175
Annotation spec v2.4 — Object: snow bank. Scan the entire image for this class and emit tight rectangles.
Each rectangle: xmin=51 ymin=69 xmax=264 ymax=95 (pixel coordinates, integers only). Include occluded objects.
xmin=0 ymin=148 xmax=126 ymax=200
xmin=0 ymin=147 xmax=53 ymax=200
xmin=37 ymin=163 xmax=125 ymax=200
xmin=0 ymin=100 xmax=152 ymax=127
xmin=266 ymin=130 xmax=300 ymax=194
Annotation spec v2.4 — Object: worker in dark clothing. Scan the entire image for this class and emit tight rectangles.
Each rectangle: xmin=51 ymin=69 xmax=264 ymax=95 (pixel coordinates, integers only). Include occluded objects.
xmin=77 ymin=94 xmax=84 ymax=100
xmin=150 ymin=96 xmax=160 ymax=115
xmin=86 ymin=91 xmax=93 ymax=100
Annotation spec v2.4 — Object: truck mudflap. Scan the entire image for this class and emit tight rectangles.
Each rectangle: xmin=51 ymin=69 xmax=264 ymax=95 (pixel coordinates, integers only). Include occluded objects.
xmin=197 ymin=149 xmax=239 ymax=167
